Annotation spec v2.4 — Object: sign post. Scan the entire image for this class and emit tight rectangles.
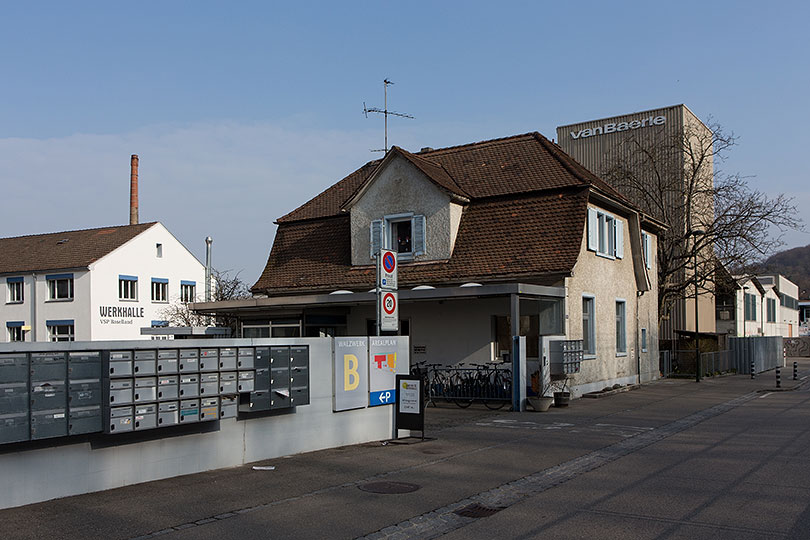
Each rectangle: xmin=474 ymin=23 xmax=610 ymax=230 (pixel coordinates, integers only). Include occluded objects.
xmin=376 ymin=248 xmax=398 ymax=334
xmin=395 ymin=374 xmax=425 ymax=440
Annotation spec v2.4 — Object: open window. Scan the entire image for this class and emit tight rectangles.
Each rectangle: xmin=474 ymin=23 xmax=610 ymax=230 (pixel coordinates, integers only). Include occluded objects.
xmin=370 ymin=213 xmax=426 ymax=259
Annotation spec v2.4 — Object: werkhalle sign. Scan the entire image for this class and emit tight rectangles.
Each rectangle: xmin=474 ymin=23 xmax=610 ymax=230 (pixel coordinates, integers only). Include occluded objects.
xmin=569 ymin=115 xmax=666 ymax=139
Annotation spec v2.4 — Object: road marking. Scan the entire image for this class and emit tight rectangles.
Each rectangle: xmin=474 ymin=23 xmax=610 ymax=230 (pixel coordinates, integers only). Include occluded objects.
xmin=760 ymin=392 xmax=773 ymax=398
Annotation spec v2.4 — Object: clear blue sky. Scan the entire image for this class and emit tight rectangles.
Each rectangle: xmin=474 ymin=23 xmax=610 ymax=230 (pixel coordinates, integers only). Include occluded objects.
xmin=1 ymin=1 xmax=808 ymax=284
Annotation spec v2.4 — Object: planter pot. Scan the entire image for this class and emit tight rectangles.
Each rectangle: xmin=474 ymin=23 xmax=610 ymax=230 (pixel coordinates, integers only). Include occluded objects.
xmin=553 ymin=391 xmax=570 ymax=408
xmin=528 ymin=396 xmax=554 ymax=412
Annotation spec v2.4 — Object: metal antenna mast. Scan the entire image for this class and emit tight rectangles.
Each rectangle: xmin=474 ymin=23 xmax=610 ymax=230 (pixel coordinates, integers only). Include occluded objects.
xmin=364 ymin=79 xmax=413 ymax=153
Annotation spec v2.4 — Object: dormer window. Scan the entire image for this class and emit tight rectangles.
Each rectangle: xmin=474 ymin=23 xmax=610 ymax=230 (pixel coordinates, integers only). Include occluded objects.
xmin=370 ymin=213 xmax=426 ymax=259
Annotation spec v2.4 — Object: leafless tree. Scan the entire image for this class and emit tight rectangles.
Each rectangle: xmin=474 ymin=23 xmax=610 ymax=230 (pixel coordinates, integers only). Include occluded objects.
xmin=601 ymin=120 xmax=803 ymax=321
xmin=159 ymin=269 xmax=251 ymax=333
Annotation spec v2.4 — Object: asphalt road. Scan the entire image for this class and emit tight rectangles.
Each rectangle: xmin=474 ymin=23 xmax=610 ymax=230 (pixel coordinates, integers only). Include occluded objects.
xmin=2 ymin=360 xmax=809 ymax=540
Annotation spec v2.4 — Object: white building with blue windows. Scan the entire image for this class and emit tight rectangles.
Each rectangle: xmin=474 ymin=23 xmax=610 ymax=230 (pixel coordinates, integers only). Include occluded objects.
xmin=1 ymin=222 xmax=206 ymax=342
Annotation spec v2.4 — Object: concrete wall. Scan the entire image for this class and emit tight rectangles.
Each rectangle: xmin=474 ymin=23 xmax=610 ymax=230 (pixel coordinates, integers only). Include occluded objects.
xmin=566 ymin=204 xmax=659 ymax=391
xmin=349 ymin=154 xmax=462 ymax=266
xmin=0 ymin=337 xmax=399 ymax=509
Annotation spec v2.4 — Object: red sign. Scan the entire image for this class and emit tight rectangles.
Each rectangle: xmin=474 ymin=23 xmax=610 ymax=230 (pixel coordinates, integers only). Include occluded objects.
xmin=382 ymin=251 xmax=396 ymax=273
xmin=383 ymin=292 xmax=397 ymax=315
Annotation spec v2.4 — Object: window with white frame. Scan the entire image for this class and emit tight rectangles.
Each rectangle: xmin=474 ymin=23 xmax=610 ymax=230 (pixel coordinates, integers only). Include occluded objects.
xmin=119 ymin=275 xmax=138 ymax=300
xmin=7 ymin=322 xmax=24 ymax=342
xmin=615 ymin=300 xmax=627 ymax=355
xmin=47 ymin=274 xmax=74 ymax=300
xmin=7 ymin=277 xmax=24 ymax=303
xmin=180 ymin=281 xmax=196 ymax=303
xmin=156 ymin=243 xmax=163 ymax=258
xmin=48 ymin=320 xmax=75 ymax=342
xmin=151 ymin=278 xmax=168 ymax=302
xmin=767 ymin=298 xmax=777 ymax=323
xmin=642 ymin=232 xmax=653 ymax=269
xmin=582 ymin=296 xmax=595 ymax=356
xmin=744 ymin=293 xmax=757 ymax=321
xmin=370 ymin=214 xmax=426 ymax=258
xmin=587 ymin=208 xmax=624 ymax=259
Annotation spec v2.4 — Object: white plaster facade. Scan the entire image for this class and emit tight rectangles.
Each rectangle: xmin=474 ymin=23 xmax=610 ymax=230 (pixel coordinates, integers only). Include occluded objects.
xmin=732 ymin=275 xmax=800 ymax=338
xmin=2 ymin=223 xmax=205 ymax=343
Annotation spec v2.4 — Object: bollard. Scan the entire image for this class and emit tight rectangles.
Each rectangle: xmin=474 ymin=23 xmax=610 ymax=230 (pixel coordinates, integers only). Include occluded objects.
xmin=751 ymin=361 xmax=755 ymax=379
xmin=794 ymin=361 xmax=798 ymax=381
xmin=776 ymin=367 xmax=781 ymax=389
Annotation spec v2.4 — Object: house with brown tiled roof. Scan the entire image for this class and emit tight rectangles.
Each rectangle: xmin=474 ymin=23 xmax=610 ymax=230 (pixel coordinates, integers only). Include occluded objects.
xmin=1 ymin=222 xmax=205 ymax=342
xmin=196 ymin=132 xmax=664 ymax=398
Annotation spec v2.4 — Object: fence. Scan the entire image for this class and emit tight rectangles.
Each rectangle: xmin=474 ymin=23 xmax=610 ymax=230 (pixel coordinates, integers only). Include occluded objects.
xmin=730 ymin=336 xmax=784 ymax=374
xmin=660 ymin=349 xmax=733 ymax=377
xmin=660 ymin=350 xmax=673 ymax=377
xmin=701 ymin=350 xmax=734 ymax=375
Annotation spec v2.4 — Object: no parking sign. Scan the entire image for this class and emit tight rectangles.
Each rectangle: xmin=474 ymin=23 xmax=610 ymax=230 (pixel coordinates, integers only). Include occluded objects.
xmin=379 ymin=249 xmax=397 ymax=290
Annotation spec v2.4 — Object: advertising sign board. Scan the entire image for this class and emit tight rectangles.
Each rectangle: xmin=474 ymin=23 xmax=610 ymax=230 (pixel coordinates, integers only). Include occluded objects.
xmin=333 ymin=337 xmax=369 ymax=412
xmin=395 ymin=374 xmax=424 ymax=434
xmin=369 ymin=336 xmax=409 ymax=407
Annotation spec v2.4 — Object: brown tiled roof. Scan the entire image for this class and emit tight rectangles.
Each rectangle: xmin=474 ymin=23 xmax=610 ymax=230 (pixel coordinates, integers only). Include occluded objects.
xmin=277 ymin=132 xmax=632 ymax=224
xmin=0 ymin=223 xmax=157 ymax=275
xmin=253 ymin=190 xmax=588 ymax=294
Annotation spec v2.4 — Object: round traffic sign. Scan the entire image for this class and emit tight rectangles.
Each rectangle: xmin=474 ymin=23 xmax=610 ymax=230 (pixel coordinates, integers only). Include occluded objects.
xmin=382 ymin=251 xmax=396 ymax=273
xmin=383 ymin=292 xmax=397 ymax=315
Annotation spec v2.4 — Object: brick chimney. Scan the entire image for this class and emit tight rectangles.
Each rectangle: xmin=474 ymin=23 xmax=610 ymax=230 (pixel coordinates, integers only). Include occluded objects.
xmin=130 ymin=154 xmax=139 ymax=225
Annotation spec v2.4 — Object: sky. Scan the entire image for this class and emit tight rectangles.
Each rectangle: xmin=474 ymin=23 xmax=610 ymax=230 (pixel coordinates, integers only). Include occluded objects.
xmin=1 ymin=1 xmax=808 ymax=286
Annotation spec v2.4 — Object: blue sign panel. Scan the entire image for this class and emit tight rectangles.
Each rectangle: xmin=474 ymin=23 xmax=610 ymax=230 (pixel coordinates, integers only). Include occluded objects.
xmin=369 ymin=389 xmax=396 ymax=407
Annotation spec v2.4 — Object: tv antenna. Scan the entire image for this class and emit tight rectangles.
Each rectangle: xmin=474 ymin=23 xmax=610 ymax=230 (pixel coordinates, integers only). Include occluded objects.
xmin=364 ymin=79 xmax=413 ymax=154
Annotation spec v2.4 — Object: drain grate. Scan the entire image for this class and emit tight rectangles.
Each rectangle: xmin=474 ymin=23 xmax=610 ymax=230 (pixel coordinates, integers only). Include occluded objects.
xmin=358 ymin=481 xmax=421 ymax=494
xmin=454 ymin=503 xmax=503 ymax=518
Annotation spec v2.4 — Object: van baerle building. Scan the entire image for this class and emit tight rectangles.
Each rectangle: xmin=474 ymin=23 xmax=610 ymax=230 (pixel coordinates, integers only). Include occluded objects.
xmin=558 ymin=104 xmax=716 ymax=350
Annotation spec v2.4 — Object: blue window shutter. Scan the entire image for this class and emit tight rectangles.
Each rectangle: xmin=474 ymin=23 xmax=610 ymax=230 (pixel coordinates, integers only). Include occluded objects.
xmin=370 ymin=220 xmax=382 ymax=258
xmin=643 ymin=233 xmax=652 ymax=269
xmin=587 ymin=208 xmax=598 ymax=251
xmin=412 ymin=215 xmax=426 ymax=256
xmin=614 ymin=219 xmax=624 ymax=259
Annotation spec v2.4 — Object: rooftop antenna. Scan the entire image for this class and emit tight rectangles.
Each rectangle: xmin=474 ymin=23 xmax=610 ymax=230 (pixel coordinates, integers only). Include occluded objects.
xmin=363 ymin=79 xmax=413 ymax=154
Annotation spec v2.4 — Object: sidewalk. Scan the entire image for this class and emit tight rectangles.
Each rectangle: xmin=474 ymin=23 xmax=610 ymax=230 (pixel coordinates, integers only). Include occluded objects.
xmin=1 ymin=358 xmax=807 ymax=540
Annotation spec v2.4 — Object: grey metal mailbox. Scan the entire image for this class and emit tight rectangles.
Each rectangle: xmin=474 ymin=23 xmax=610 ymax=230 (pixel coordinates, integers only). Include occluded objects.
xmin=219 ymin=372 xmax=237 ymax=395
xmin=200 ymin=397 xmax=219 ymax=421
xmin=179 ymin=399 xmax=200 ymax=423
xmin=179 ymin=374 xmax=199 ymax=398
xmin=107 ymin=351 xmax=134 ymax=378
xmin=179 ymin=349 xmax=199 ymax=373
xmin=157 ymin=376 xmax=179 ymax=401
xmin=68 ymin=379 xmax=102 ymax=408
xmin=157 ymin=350 xmax=178 ymax=374
xmin=0 ymin=412 xmax=29 ymax=444
xmin=237 ymin=348 xmax=254 ymax=370
xmin=107 ymin=406 xmax=134 ymax=433
xmin=69 ymin=405 xmax=102 ymax=435
xmin=271 ymin=388 xmax=291 ymax=409
xmin=31 ymin=380 xmax=67 ymax=411
xmin=0 ymin=353 xmax=28 ymax=384
xmin=134 ymin=403 xmax=158 ymax=430
xmin=0 ymin=382 xmax=28 ymax=414
xmin=157 ymin=401 xmax=179 ymax=426
xmin=133 ymin=350 xmax=157 ymax=376
xmin=31 ymin=352 xmax=67 ymax=382
xmin=219 ymin=395 xmax=237 ymax=418
xmin=68 ymin=352 xmax=101 ymax=380
xmin=254 ymin=368 xmax=270 ymax=392
xmin=107 ymin=379 xmax=134 ymax=406
xmin=134 ymin=377 xmax=157 ymax=403
xmin=237 ymin=371 xmax=255 ymax=393
xmin=254 ymin=347 xmax=270 ymax=370
xmin=31 ymin=409 xmax=68 ymax=440
xmin=218 ymin=348 xmax=237 ymax=371
xmin=270 ymin=346 xmax=289 ymax=368
xmin=239 ymin=390 xmax=270 ymax=412
xmin=199 ymin=373 xmax=219 ymax=396
xmin=199 ymin=348 xmax=218 ymax=372
xmin=291 ymin=387 xmax=310 ymax=407
xmin=291 ymin=367 xmax=308 ymax=388
xmin=290 ymin=346 xmax=308 ymax=369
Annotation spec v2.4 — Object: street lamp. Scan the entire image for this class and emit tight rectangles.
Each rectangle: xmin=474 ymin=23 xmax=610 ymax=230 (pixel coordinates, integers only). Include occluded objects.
xmin=690 ymin=229 xmax=705 ymax=383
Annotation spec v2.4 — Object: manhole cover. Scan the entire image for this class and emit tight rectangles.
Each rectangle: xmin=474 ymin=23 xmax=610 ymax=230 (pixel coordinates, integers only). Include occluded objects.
xmin=454 ymin=503 xmax=503 ymax=518
xmin=358 ymin=481 xmax=421 ymax=494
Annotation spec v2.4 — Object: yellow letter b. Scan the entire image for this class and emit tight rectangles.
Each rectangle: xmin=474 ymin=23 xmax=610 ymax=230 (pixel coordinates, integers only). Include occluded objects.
xmin=344 ymin=354 xmax=359 ymax=391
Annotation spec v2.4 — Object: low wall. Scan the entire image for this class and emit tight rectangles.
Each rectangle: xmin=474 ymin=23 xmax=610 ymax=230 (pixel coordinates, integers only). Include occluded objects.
xmin=0 ymin=338 xmax=400 ymax=509
xmin=785 ymin=337 xmax=810 ymax=357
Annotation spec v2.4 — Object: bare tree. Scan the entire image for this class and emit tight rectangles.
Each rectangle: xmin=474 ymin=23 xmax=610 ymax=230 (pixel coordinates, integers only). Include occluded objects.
xmin=601 ymin=120 xmax=803 ymax=321
xmin=159 ymin=269 xmax=251 ymax=333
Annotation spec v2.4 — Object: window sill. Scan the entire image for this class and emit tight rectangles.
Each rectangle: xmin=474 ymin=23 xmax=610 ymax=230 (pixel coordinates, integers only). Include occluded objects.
xmin=152 ymin=300 xmax=169 ymax=304
xmin=45 ymin=298 xmax=74 ymax=303
xmin=616 ymin=352 xmax=627 ymax=357
xmin=119 ymin=299 xmax=139 ymax=302
xmin=583 ymin=353 xmax=596 ymax=360
xmin=5 ymin=301 xmax=24 ymax=305
xmin=595 ymin=251 xmax=616 ymax=261
xmin=641 ymin=349 xmax=648 ymax=353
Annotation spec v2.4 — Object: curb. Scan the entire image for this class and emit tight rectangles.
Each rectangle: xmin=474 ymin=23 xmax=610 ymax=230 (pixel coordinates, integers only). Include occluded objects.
xmin=582 ymin=384 xmax=640 ymax=399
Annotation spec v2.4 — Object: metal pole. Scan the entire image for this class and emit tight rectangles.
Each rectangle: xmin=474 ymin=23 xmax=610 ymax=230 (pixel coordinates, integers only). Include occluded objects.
xmin=384 ymin=81 xmax=388 ymax=153
xmin=694 ymin=244 xmax=700 ymax=383
xmin=205 ymin=236 xmax=213 ymax=303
